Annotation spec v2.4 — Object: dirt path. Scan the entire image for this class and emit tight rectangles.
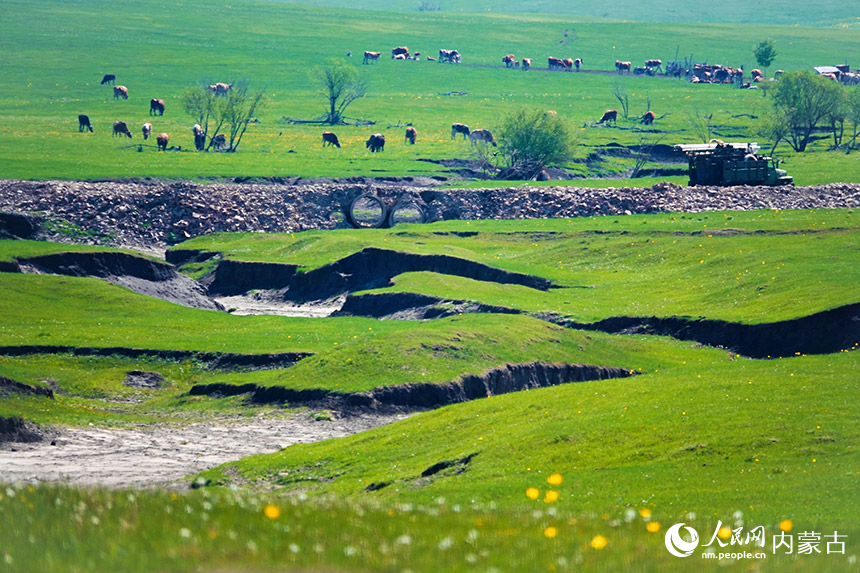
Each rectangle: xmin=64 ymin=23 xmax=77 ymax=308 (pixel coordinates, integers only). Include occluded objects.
xmin=0 ymin=412 xmax=407 ymax=488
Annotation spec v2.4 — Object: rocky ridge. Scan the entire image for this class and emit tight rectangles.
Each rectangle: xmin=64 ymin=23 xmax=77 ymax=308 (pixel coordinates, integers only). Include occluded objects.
xmin=0 ymin=179 xmax=858 ymax=251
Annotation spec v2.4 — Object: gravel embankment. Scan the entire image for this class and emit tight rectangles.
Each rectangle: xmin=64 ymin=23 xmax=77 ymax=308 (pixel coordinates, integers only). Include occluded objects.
xmin=1 ymin=179 xmax=858 ymax=252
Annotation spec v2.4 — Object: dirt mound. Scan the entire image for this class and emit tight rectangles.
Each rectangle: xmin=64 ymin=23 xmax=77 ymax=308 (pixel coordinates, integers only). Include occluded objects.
xmin=0 ymin=416 xmax=48 ymax=444
xmin=16 ymin=251 xmax=222 ymax=310
xmin=0 ymin=376 xmax=54 ymax=399
xmin=123 ymin=371 xmax=167 ymax=389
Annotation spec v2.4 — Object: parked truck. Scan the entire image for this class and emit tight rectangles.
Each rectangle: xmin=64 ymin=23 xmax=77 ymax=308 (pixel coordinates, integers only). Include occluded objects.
xmin=674 ymin=141 xmax=793 ymax=186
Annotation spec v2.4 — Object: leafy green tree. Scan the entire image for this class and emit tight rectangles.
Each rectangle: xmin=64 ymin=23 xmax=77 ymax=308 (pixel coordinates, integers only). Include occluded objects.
xmin=753 ymin=40 xmax=777 ymax=76
xmin=311 ymin=59 xmax=367 ymax=125
xmin=767 ymin=71 xmax=843 ymax=152
xmin=495 ymin=109 xmax=575 ymax=179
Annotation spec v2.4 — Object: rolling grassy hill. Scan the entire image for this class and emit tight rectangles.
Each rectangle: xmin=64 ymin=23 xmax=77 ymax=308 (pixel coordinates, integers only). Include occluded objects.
xmin=0 ymin=0 xmax=858 ymax=182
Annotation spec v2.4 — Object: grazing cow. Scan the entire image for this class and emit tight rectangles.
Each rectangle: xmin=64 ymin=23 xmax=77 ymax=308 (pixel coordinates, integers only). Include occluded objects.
xmin=149 ymin=99 xmax=165 ymax=116
xmin=502 ymin=54 xmax=516 ymax=68
xmin=365 ymin=133 xmax=385 ymax=152
xmin=750 ymin=69 xmax=763 ymax=79
xmin=640 ymin=111 xmax=655 ymax=125
xmin=521 ymin=58 xmax=532 ymax=70
xmin=100 ymin=74 xmax=116 ymax=85
xmin=142 ymin=122 xmax=152 ymax=140
xmin=469 ymin=129 xmax=496 ymax=146
xmin=536 ymin=170 xmax=550 ymax=181
xmin=615 ymin=60 xmax=631 ymax=73
xmin=597 ymin=109 xmax=617 ymax=125
xmin=208 ymin=83 xmax=233 ymax=95
xmin=645 ymin=59 xmax=662 ymax=71
xmin=156 ymin=133 xmax=169 ymax=151
xmin=363 ymin=51 xmax=381 ymax=64
xmin=112 ymin=120 xmax=132 ymax=138
xmin=391 ymin=46 xmax=409 ymax=58
xmin=192 ymin=124 xmax=205 ymax=151
xmin=439 ymin=49 xmax=460 ymax=63
xmin=774 ymin=69 xmax=784 ymax=78
xmin=78 ymin=114 xmax=93 ymax=133
xmin=548 ymin=57 xmax=564 ymax=70
xmin=322 ymin=131 xmax=341 ymax=148
xmin=405 ymin=126 xmax=417 ymax=144
xmin=562 ymin=58 xmax=574 ymax=70
xmin=574 ymin=58 xmax=582 ymax=71
xmin=451 ymin=123 xmax=470 ymax=139
xmin=211 ymin=133 xmax=227 ymax=150
xmin=113 ymin=85 xmax=128 ymax=100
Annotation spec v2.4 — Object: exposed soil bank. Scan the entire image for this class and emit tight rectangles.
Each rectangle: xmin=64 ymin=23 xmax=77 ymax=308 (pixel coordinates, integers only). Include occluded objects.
xmin=0 ymin=416 xmax=50 ymax=444
xmin=2 ymin=179 xmax=858 ymax=250
xmin=334 ymin=292 xmax=860 ymax=358
xmin=191 ymin=362 xmax=634 ymax=412
xmin=13 ymin=251 xmax=222 ymax=310
xmin=0 ymin=376 xmax=54 ymax=399
xmin=0 ymin=346 xmax=312 ymax=371
xmin=555 ymin=302 xmax=860 ymax=359
xmin=187 ymin=247 xmax=557 ymax=302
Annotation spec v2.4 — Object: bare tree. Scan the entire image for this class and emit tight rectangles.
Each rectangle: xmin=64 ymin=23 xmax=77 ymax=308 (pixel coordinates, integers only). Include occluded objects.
xmin=312 ymin=59 xmax=367 ymax=125
xmin=612 ymin=81 xmax=629 ymax=119
xmin=630 ymin=134 xmax=665 ymax=178
xmin=221 ymin=82 xmax=265 ymax=152
xmin=687 ymin=107 xmax=714 ymax=143
xmin=183 ymin=81 xmax=264 ymax=152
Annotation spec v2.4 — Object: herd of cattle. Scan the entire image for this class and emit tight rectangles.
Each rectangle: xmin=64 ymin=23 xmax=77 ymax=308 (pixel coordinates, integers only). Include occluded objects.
xmin=81 ymin=75 xmax=238 ymax=152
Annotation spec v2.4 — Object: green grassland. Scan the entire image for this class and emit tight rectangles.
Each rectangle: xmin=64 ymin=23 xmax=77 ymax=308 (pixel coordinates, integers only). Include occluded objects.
xmin=1 ymin=213 xmax=859 ymax=570
xmin=0 ymin=0 xmax=858 ymax=183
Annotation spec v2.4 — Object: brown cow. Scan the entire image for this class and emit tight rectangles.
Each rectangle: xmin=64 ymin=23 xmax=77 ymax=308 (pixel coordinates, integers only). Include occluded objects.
xmin=156 ymin=133 xmax=169 ymax=151
xmin=774 ymin=69 xmax=784 ymax=79
xmin=112 ymin=120 xmax=132 ymax=138
xmin=502 ymin=54 xmax=516 ymax=68
xmin=100 ymin=74 xmax=115 ymax=85
xmin=574 ymin=58 xmax=582 ymax=71
xmin=535 ymin=170 xmax=550 ymax=181
xmin=113 ymin=85 xmax=128 ymax=100
xmin=750 ymin=69 xmax=763 ymax=79
xmin=363 ymin=51 xmax=381 ymax=64
xmin=597 ymin=109 xmax=618 ymax=125
xmin=366 ymin=133 xmax=385 ymax=152
xmin=548 ymin=57 xmax=564 ymax=70
xmin=393 ymin=54 xmax=408 ymax=60
xmin=562 ymin=58 xmax=574 ymax=70
xmin=640 ymin=111 xmax=655 ymax=125
xmin=78 ymin=114 xmax=93 ymax=133
xmin=142 ymin=122 xmax=152 ymax=140
xmin=211 ymin=133 xmax=227 ymax=150
xmin=521 ymin=58 xmax=532 ymax=70
xmin=405 ymin=127 xmax=416 ymax=144
xmin=391 ymin=46 xmax=409 ymax=58
xmin=451 ymin=123 xmax=470 ymax=139
xmin=645 ymin=59 xmax=662 ymax=70
xmin=469 ymin=129 xmax=496 ymax=146
xmin=149 ymin=99 xmax=165 ymax=116
xmin=615 ymin=60 xmax=631 ymax=73
xmin=208 ymin=83 xmax=233 ymax=95
xmin=322 ymin=131 xmax=341 ymax=148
